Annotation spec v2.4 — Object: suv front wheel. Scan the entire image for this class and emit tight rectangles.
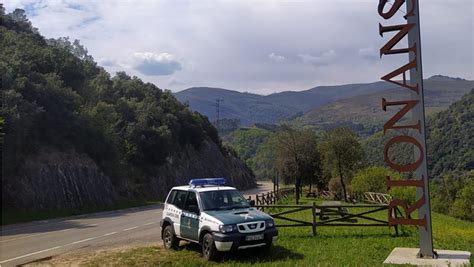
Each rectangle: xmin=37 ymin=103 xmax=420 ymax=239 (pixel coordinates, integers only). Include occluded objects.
xmin=202 ymin=233 xmax=220 ymax=261
xmin=163 ymin=225 xmax=179 ymax=250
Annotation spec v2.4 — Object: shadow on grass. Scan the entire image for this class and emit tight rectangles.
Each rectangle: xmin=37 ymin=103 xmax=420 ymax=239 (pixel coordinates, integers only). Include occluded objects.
xmin=180 ymin=243 xmax=304 ymax=263
xmin=283 ymin=231 xmax=411 ymax=239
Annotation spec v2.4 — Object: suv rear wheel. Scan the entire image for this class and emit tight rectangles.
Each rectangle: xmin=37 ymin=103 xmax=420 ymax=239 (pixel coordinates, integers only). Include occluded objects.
xmin=163 ymin=225 xmax=179 ymax=250
xmin=202 ymin=233 xmax=220 ymax=261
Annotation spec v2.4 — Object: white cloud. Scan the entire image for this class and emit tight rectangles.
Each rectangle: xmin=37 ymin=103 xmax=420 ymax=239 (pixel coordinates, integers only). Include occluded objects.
xmin=1 ymin=0 xmax=473 ymax=93
xmin=298 ymin=50 xmax=338 ymax=67
xmin=132 ymin=52 xmax=182 ymax=76
xmin=268 ymin=52 xmax=286 ymax=63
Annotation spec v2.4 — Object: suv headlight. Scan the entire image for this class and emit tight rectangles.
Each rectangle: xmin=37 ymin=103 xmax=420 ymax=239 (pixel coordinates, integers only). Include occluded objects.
xmin=266 ymin=220 xmax=275 ymax=228
xmin=219 ymin=224 xmax=236 ymax=233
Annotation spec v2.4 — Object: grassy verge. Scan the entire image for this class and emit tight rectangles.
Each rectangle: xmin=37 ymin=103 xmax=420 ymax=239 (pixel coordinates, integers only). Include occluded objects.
xmin=1 ymin=199 xmax=160 ymax=225
xmin=83 ymin=196 xmax=473 ymax=266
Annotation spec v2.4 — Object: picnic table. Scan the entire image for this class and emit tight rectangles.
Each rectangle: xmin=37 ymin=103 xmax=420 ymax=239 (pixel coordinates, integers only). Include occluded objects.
xmin=319 ymin=201 xmax=356 ymax=222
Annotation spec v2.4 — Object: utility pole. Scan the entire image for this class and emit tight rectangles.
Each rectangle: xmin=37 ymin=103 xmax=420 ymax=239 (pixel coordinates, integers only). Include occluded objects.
xmin=214 ymin=98 xmax=223 ymax=132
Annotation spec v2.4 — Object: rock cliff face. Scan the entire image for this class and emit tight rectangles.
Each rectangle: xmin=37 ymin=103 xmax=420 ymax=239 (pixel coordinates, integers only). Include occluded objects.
xmin=148 ymin=140 xmax=256 ymax=199
xmin=2 ymin=150 xmax=118 ymax=210
xmin=2 ymin=140 xmax=256 ymax=210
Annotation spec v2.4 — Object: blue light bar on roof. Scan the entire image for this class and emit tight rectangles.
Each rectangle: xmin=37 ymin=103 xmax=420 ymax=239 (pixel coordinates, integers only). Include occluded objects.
xmin=189 ymin=178 xmax=226 ymax=187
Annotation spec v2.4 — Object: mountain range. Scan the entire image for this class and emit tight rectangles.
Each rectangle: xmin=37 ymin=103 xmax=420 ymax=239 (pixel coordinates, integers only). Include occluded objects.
xmin=174 ymin=75 xmax=473 ymax=135
xmin=174 ymin=81 xmax=395 ymax=125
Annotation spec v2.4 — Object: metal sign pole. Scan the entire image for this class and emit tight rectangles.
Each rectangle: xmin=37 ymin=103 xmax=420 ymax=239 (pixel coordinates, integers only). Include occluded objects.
xmin=406 ymin=0 xmax=435 ymax=258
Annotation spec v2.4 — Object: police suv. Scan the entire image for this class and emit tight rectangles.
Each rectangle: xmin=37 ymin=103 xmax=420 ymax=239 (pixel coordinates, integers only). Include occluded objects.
xmin=160 ymin=178 xmax=278 ymax=260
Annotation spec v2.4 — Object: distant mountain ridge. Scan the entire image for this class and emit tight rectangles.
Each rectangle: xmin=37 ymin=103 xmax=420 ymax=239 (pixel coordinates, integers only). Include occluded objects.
xmin=174 ymin=76 xmax=472 ymax=128
xmin=174 ymin=82 xmax=395 ymax=125
xmin=297 ymin=76 xmax=474 ymax=135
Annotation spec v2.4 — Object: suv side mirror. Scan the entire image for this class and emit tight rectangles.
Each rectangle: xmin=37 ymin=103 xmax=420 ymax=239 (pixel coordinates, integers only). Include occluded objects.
xmin=188 ymin=204 xmax=200 ymax=215
xmin=249 ymin=200 xmax=255 ymax=207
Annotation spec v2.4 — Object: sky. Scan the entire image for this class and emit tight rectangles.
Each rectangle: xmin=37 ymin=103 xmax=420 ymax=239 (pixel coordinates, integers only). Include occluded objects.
xmin=3 ymin=0 xmax=474 ymax=94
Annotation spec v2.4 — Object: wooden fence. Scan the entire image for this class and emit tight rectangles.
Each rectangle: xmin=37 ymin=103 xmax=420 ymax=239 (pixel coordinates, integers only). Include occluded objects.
xmin=250 ymin=187 xmax=399 ymax=236
xmin=255 ymin=202 xmax=400 ymax=236
xmin=358 ymin=192 xmax=392 ymax=204
xmin=306 ymin=189 xmax=393 ymax=205
xmin=249 ymin=188 xmax=295 ymax=207
xmin=318 ymin=190 xmax=337 ymax=200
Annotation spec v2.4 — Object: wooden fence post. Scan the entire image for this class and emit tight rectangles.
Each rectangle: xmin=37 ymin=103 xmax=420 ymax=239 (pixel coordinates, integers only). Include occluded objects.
xmin=311 ymin=202 xmax=317 ymax=236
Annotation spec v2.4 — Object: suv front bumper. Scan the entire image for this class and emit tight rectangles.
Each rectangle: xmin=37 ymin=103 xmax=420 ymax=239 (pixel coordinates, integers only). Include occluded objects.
xmin=212 ymin=227 xmax=278 ymax=252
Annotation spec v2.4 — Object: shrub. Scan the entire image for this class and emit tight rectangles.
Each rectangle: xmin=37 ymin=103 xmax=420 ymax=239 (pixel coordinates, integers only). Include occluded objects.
xmin=350 ymin=166 xmax=415 ymax=203
xmin=450 ymin=180 xmax=473 ymax=221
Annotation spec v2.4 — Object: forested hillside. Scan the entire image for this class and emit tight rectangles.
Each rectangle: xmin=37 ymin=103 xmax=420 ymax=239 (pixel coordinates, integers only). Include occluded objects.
xmin=0 ymin=9 xmax=255 ymax=210
xmin=427 ymin=89 xmax=473 ymax=177
xmin=298 ymin=76 xmax=473 ymax=136
xmin=363 ymin=89 xmax=473 ymax=178
xmin=175 ymin=82 xmax=395 ymax=126
xmin=175 ymin=87 xmax=298 ymax=125
xmin=175 ymin=77 xmax=472 ymax=130
xmin=222 ymin=91 xmax=473 ymax=220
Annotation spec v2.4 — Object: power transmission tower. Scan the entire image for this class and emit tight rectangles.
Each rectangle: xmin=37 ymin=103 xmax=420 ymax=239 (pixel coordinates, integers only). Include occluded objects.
xmin=214 ymin=98 xmax=224 ymax=132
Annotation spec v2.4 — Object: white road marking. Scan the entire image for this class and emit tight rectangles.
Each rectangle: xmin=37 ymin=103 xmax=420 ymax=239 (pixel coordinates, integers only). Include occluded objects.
xmin=103 ymin=232 xmax=118 ymax=236
xmin=71 ymin=237 xmax=95 ymax=244
xmin=0 ymin=206 xmax=164 ymax=264
xmin=0 ymin=246 xmax=62 ymax=264
xmin=122 ymin=226 xmax=139 ymax=231
xmin=0 ymin=227 xmax=126 ymax=264
xmin=0 ymin=229 xmax=73 ymax=243
xmin=144 ymin=222 xmax=157 ymax=226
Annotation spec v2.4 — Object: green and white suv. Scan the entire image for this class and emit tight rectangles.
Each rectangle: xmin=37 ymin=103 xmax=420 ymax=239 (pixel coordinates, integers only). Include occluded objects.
xmin=160 ymin=178 xmax=278 ymax=261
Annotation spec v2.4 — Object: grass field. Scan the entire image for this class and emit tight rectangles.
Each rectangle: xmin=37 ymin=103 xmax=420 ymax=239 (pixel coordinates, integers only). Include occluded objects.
xmin=84 ymin=196 xmax=473 ymax=267
xmin=1 ymin=199 xmax=160 ymax=225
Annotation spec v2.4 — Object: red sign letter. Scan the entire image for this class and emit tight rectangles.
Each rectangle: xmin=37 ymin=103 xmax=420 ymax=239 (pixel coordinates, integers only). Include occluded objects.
xmin=384 ymin=135 xmax=424 ymax=172
xmin=382 ymin=98 xmax=420 ymax=133
xmin=381 ymin=59 xmax=419 ymax=93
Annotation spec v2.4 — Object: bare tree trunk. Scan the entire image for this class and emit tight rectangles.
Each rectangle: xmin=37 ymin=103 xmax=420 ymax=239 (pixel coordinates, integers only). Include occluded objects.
xmin=295 ymin=178 xmax=301 ymax=204
xmin=337 ymin=162 xmax=348 ymax=202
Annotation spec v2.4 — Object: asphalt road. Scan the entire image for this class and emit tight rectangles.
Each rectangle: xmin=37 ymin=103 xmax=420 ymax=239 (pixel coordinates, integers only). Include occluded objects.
xmin=0 ymin=181 xmax=273 ymax=266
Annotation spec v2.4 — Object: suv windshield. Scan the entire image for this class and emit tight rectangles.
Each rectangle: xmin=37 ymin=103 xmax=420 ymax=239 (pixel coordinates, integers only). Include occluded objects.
xmin=200 ymin=190 xmax=250 ymax=211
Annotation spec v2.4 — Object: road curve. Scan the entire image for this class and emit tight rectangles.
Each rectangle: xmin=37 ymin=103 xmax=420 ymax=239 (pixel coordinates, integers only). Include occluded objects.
xmin=0 ymin=181 xmax=273 ymax=266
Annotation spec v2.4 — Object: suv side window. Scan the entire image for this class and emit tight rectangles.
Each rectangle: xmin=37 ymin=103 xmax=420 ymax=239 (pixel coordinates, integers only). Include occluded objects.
xmin=166 ymin=190 xmax=177 ymax=204
xmin=184 ymin=191 xmax=199 ymax=214
xmin=173 ymin=190 xmax=188 ymax=210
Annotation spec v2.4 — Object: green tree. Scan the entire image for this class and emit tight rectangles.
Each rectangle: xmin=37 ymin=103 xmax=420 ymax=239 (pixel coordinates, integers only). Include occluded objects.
xmin=0 ymin=10 xmax=231 ymax=206
xmin=431 ymin=170 xmax=473 ymax=221
xmin=450 ymin=180 xmax=474 ymax=221
xmin=351 ymin=166 xmax=395 ymax=194
xmin=226 ymin=127 xmax=272 ymax=162
xmin=275 ymin=127 xmax=321 ymax=204
xmin=350 ymin=166 xmax=415 ymax=203
xmin=250 ymin=136 xmax=277 ymax=180
xmin=320 ymin=127 xmax=364 ymax=202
